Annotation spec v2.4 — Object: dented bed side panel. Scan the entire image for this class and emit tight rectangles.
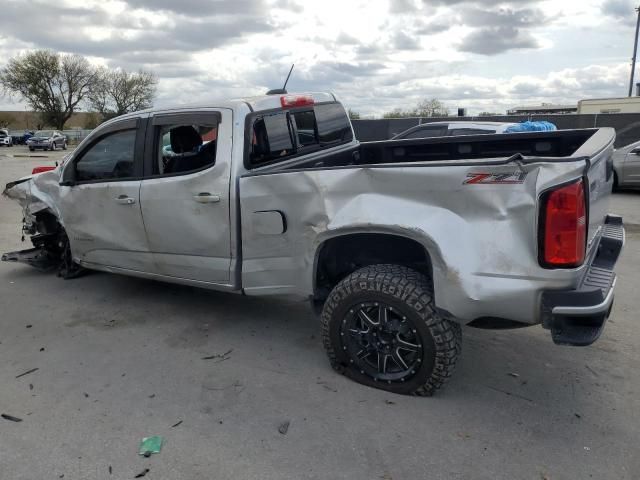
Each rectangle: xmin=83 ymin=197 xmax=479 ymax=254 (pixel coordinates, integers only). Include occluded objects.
xmin=239 ymin=159 xmax=593 ymax=325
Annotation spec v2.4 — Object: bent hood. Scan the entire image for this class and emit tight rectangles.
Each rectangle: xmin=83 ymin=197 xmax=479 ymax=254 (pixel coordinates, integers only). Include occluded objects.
xmin=3 ymin=168 xmax=64 ymax=222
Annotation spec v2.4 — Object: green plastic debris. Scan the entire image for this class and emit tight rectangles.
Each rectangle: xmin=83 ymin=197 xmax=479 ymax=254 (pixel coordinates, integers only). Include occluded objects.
xmin=138 ymin=436 xmax=164 ymax=456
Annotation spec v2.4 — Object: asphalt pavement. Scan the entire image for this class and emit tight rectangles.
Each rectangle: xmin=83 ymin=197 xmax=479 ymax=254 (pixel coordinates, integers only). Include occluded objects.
xmin=0 ymin=145 xmax=639 ymax=480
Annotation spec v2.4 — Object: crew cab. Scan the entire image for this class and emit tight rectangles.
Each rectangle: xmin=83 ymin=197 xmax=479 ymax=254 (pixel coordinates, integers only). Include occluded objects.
xmin=2 ymin=92 xmax=624 ymax=396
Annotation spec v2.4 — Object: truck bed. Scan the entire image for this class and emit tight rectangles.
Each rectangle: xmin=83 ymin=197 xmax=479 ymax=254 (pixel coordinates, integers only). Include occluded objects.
xmin=262 ymin=129 xmax=599 ymax=172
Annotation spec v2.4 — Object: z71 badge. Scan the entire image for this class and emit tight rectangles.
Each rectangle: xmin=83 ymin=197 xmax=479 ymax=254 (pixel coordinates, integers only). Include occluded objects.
xmin=464 ymin=172 xmax=528 ymax=185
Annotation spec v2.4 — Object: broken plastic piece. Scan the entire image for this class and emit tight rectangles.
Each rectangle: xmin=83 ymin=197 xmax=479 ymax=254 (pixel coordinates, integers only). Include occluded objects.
xmin=1 ymin=414 xmax=23 ymax=422
xmin=278 ymin=421 xmax=290 ymax=435
xmin=134 ymin=468 xmax=150 ymax=478
xmin=16 ymin=368 xmax=39 ymax=379
xmin=138 ymin=436 xmax=163 ymax=456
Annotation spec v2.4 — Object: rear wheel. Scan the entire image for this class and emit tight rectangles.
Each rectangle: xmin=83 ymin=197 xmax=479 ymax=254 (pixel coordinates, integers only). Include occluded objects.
xmin=321 ymin=264 xmax=462 ymax=396
xmin=62 ymin=141 xmax=67 ymax=150
xmin=50 ymin=142 xmax=56 ymax=151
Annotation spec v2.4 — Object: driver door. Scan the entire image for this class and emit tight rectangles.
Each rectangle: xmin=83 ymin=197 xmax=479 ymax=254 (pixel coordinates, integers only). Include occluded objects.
xmin=58 ymin=117 xmax=154 ymax=272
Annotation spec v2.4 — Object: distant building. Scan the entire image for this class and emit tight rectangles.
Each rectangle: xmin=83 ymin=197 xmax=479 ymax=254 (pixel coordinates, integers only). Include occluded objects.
xmin=577 ymin=97 xmax=640 ymax=114
xmin=507 ymin=104 xmax=578 ymax=115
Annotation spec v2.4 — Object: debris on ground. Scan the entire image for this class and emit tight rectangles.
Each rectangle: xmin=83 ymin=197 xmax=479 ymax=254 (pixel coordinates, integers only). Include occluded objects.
xmin=109 ymin=465 xmax=112 ymax=475
xmin=29 ymin=384 xmax=33 ymax=391
xmin=134 ymin=468 xmax=150 ymax=478
xmin=138 ymin=436 xmax=164 ymax=456
xmin=83 ymin=393 xmax=89 ymax=398
xmin=385 ymin=400 xmax=396 ymax=405
xmin=148 ymin=394 xmax=155 ymax=399
xmin=316 ymin=380 xmax=337 ymax=392
xmin=508 ymin=372 xmax=520 ymax=378
xmin=171 ymin=420 xmax=183 ymax=428
xmin=278 ymin=420 xmax=290 ymax=435
xmin=585 ymin=365 xmax=599 ymax=376
xmin=15 ymin=367 xmax=39 ymax=379
xmin=39 ymin=347 xmax=45 ymax=352
xmin=1 ymin=414 xmax=23 ymax=422
xmin=202 ymin=349 xmax=233 ymax=361
xmin=575 ymin=413 xmax=582 ymax=419
xmin=26 ymin=325 xmax=32 ymax=328
xmin=203 ymin=380 xmax=243 ymax=392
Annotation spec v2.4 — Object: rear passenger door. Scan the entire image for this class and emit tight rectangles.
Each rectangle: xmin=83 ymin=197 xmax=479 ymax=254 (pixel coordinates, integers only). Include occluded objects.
xmin=139 ymin=110 xmax=233 ymax=284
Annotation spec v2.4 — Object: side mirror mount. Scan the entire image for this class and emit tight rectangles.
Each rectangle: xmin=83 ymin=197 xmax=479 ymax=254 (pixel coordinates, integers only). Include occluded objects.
xmin=60 ymin=159 xmax=76 ymax=186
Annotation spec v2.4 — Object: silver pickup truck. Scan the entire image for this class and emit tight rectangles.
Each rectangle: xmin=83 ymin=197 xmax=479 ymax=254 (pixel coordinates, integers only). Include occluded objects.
xmin=2 ymin=92 xmax=625 ymax=396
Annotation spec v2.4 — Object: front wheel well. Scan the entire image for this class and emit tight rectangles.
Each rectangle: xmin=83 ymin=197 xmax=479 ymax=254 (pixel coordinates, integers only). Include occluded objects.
xmin=313 ymin=233 xmax=433 ymax=309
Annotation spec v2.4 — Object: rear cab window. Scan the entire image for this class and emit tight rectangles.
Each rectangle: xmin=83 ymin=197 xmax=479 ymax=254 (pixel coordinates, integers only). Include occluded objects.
xmin=247 ymin=102 xmax=353 ymax=168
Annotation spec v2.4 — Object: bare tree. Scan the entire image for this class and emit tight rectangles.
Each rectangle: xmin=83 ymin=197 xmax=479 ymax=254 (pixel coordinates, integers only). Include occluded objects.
xmin=415 ymin=98 xmax=449 ymax=117
xmin=382 ymin=98 xmax=449 ymax=119
xmin=89 ymin=69 xmax=157 ymax=119
xmin=348 ymin=108 xmax=361 ymax=120
xmin=0 ymin=50 xmax=98 ymax=130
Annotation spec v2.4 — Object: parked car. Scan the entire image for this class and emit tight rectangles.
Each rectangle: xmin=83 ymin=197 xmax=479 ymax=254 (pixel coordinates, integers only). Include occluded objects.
xmin=612 ymin=139 xmax=640 ymax=189
xmin=10 ymin=130 xmax=35 ymax=145
xmin=392 ymin=120 xmax=556 ymax=139
xmin=0 ymin=129 xmax=13 ymax=147
xmin=26 ymin=130 xmax=67 ymax=151
xmin=392 ymin=121 xmax=518 ymax=139
xmin=2 ymin=92 xmax=624 ymax=396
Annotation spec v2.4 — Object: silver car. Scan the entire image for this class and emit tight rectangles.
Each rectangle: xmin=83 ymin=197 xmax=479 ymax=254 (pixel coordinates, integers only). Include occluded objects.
xmin=2 ymin=93 xmax=625 ymax=396
xmin=613 ymin=139 xmax=640 ymax=189
xmin=27 ymin=130 xmax=67 ymax=151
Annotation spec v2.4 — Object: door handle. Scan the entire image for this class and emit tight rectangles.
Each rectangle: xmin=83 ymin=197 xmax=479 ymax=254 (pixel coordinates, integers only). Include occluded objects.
xmin=193 ymin=193 xmax=221 ymax=203
xmin=115 ymin=195 xmax=136 ymax=205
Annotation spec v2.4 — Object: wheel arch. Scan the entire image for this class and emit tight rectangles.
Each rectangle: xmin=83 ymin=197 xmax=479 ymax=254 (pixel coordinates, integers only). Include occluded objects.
xmin=312 ymin=230 xmax=442 ymax=311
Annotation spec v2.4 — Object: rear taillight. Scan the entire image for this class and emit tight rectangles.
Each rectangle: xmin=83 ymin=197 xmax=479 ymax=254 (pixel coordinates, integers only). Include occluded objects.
xmin=540 ymin=179 xmax=587 ymax=268
xmin=32 ymin=166 xmax=55 ymax=174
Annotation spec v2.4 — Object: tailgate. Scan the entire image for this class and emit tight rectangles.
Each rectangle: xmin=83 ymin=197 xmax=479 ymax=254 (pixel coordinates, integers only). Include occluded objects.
xmin=572 ymin=128 xmax=616 ymax=254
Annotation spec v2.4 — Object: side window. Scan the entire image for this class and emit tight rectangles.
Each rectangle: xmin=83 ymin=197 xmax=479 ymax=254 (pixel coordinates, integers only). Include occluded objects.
xmin=75 ymin=130 xmax=136 ymax=182
xmin=448 ymin=128 xmax=495 ymax=136
xmin=314 ymin=103 xmax=353 ymax=144
xmin=155 ymin=123 xmax=218 ymax=175
xmin=404 ymin=127 xmax=446 ymax=139
xmin=249 ymin=112 xmax=294 ymax=166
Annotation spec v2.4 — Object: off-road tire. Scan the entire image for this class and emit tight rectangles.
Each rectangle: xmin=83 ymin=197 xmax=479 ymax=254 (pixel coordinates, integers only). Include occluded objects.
xmin=321 ymin=264 xmax=461 ymax=396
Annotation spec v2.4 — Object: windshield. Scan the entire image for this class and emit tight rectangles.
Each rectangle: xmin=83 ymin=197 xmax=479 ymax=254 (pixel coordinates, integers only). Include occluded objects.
xmin=35 ymin=130 xmax=53 ymax=137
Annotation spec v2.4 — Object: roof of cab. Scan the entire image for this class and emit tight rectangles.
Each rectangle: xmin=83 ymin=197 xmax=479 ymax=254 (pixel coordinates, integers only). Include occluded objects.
xmin=105 ymin=92 xmax=337 ymax=122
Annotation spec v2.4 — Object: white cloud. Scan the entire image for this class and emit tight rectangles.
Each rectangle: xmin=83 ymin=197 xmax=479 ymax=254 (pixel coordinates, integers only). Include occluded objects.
xmin=0 ymin=0 xmax=636 ymax=115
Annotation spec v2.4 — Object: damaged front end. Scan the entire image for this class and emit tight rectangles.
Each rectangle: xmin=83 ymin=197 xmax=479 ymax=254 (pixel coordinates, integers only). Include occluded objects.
xmin=2 ymin=172 xmax=84 ymax=279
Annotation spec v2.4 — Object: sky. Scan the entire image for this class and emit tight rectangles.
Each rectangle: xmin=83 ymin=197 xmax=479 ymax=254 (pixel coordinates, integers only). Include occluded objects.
xmin=0 ymin=0 xmax=637 ymax=116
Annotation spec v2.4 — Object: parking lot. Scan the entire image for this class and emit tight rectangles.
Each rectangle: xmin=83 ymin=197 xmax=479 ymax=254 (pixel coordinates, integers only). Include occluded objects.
xmin=1 ymin=145 xmax=639 ymax=480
